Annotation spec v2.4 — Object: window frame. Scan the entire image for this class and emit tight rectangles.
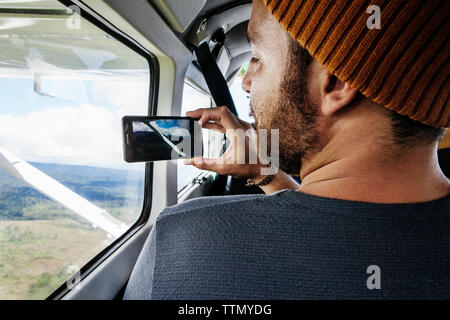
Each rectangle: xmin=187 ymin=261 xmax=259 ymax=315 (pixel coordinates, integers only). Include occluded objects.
xmin=43 ymin=0 xmax=160 ymax=300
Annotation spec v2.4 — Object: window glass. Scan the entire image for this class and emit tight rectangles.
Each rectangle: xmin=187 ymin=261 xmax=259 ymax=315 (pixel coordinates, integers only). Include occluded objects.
xmin=177 ymin=65 xmax=254 ymax=194
xmin=0 ymin=1 xmax=150 ymax=299
xmin=178 ymin=81 xmax=223 ymax=193
xmin=230 ymin=62 xmax=254 ymax=124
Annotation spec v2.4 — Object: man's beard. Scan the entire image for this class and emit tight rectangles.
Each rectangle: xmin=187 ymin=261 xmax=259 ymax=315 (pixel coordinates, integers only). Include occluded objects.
xmin=251 ymin=44 xmax=320 ymax=176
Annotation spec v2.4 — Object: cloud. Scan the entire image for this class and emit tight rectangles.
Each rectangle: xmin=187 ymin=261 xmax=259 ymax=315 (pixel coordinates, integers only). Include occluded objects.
xmin=0 ymin=77 xmax=150 ymax=169
xmin=0 ymin=104 xmax=123 ymax=167
xmin=90 ymin=77 xmax=149 ymax=115
xmin=151 ymin=120 xmax=190 ymax=138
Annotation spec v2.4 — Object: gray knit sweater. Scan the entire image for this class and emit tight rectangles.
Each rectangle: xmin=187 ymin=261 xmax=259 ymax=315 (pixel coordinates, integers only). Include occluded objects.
xmin=124 ymin=190 xmax=450 ymax=299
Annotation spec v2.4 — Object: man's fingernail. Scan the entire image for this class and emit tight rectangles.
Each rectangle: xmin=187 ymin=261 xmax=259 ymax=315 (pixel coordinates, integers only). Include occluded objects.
xmin=184 ymin=159 xmax=192 ymax=165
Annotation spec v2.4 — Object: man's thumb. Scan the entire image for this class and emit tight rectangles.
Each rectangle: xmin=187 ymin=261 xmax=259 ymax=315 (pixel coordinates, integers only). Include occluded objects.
xmin=184 ymin=157 xmax=223 ymax=172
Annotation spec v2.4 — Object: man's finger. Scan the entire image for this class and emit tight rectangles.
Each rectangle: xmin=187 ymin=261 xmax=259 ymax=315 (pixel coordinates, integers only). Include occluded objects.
xmin=186 ymin=108 xmax=209 ymax=119
xmin=184 ymin=157 xmax=227 ymax=174
xmin=197 ymin=109 xmax=225 ymax=126
xmin=198 ymin=106 xmax=241 ymax=129
xmin=202 ymin=122 xmax=226 ymax=133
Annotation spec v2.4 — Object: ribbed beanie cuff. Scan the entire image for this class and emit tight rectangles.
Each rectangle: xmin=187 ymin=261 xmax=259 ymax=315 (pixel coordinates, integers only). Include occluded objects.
xmin=264 ymin=0 xmax=449 ymax=128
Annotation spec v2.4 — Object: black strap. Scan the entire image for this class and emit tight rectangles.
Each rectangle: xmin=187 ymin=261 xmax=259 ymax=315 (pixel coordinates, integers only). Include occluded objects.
xmin=194 ymin=42 xmax=238 ymax=116
xmin=194 ymin=41 xmax=233 ymax=195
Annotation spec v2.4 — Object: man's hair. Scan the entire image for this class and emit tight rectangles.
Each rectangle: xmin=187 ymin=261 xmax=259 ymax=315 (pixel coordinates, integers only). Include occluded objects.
xmin=389 ymin=111 xmax=445 ymax=148
xmin=288 ymin=37 xmax=445 ymax=148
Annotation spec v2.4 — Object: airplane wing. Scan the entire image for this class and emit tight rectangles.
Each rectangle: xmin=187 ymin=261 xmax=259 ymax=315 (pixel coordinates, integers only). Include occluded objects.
xmin=0 ymin=146 xmax=128 ymax=238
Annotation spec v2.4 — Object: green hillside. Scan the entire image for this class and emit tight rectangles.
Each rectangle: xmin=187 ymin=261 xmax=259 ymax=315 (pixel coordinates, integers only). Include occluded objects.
xmin=0 ymin=162 xmax=145 ymax=224
xmin=0 ymin=162 xmax=146 ymax=299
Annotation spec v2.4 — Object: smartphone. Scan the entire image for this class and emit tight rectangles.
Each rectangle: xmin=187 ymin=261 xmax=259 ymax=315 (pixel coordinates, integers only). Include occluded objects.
xmin=122 ymin=116 xmax=203 ymax=163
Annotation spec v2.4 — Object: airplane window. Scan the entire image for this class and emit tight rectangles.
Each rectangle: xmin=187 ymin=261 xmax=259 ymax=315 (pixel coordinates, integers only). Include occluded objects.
xmin=178 ymin=81 xmax=222 ymax=194
xmin=177 ymin=68 xmax=253 ymax=195
xmin=0 ymin=1 xmax=151 ymax=299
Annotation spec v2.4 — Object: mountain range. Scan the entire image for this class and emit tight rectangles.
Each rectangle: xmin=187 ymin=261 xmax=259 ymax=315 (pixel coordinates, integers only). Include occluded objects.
xmin=0 ymin=162 xmax=145 ymax=222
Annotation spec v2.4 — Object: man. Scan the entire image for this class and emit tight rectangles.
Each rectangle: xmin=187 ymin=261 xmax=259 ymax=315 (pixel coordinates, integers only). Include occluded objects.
xmin=125 ymin=0 xmax=449 ymax=299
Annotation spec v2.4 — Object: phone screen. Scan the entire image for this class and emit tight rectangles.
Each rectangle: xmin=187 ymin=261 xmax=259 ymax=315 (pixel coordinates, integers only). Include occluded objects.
xmin=122 ymin=116 xmax=203 ymax=162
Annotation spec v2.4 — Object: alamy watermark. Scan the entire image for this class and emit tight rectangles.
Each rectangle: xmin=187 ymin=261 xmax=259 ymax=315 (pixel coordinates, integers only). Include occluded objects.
xmin=66 ymin=5 xmax=81 ymax=30
xmin=366 ymin=265 xmax=381 ymax=290
xmin=367 ymin=5 xmax=382 ymax=29
xmin=66 ymin=265 xmax=81 ymax=290
xmin=171 ymin=127 xmax=280 ymax=176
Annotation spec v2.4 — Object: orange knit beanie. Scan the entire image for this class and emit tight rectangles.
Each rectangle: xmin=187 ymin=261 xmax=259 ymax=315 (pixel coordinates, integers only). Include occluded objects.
xmin=264 ymin=0 xmax=449 ymax=128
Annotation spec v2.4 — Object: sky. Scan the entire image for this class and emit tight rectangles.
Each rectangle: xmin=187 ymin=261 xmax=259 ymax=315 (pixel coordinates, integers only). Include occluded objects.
xmin=0 ymin=7 xmax=151 ymax=170
xmin=0 ymin=74 xmax=149 ymax=170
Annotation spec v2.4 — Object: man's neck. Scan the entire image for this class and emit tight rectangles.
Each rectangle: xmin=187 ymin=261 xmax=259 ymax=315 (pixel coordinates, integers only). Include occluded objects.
xmin=297 ymin=143 xmax=450 ymax=204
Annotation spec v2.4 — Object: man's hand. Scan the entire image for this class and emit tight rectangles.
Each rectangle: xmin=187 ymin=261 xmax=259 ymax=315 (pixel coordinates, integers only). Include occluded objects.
xmin=184 ymin=106 xmax=265 ymax=180
xmin=185 ymin=106 xmax=301 ymax=194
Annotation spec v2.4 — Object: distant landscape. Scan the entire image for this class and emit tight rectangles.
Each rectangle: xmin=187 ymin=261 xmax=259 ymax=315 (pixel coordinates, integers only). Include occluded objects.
xmin=0 ymin=162 xmax=145 ymax=299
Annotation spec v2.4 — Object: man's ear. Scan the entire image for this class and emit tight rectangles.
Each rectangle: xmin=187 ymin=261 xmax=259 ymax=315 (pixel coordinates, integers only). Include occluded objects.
xmin=321 ymin=73 xmax=359 ymax=116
